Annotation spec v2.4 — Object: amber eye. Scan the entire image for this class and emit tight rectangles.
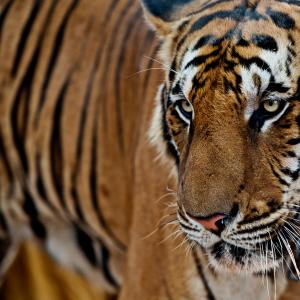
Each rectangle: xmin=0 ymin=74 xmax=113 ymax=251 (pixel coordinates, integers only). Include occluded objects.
xmin=180 ymin=100 xmax=193 ymax=113
xmin=249 ymin=99 xmax=288 ymax=130
xmin=262 ymin=99 xmax=281 ymax=113
xmin=177 ymin=100 xmax=193 ymax=121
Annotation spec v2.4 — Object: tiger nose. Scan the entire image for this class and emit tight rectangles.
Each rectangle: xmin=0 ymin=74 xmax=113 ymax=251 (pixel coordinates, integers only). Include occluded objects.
xmin=191 ymin=214 xmax=227 ymax=234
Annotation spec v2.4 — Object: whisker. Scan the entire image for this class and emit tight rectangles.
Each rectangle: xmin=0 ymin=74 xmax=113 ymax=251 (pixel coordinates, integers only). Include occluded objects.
xmin=142 ymin=215 xmax=178 ymax=240
xmin=158 ymin=228 xmax=182 ymax=245
xmin=143 ymin=55 xmax=180 ymax=75
xmin=155 ymin=191 xmax=177 ymax=204
xmin=173 ymin=235 xmax=189 ymax=252
xmin=259 ymin=236 xmax=266 ymax=288
xmin=166 ymin=186 xmax=177 ymax=194
xmin=264 ymin=240 xmax=270 ymax=300
xmin=159 ymin=219 xmax=179 ymax=229
xmin=126 ymin=67 xmax=170 ymax=78
xmin=278 ymin=232 xmax=300 ymax=279
xmin=268 ymin=232 xmax=276 ymax=300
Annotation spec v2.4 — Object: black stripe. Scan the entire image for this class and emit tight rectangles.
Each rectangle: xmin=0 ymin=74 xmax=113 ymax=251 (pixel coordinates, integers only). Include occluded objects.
xmin=11 ymin=76 xmax=30 ymax=173
xmin=90 ymin=101 xmax=127 ymax=251
xmin=180 ymin=222 xmax=199 ymax=232
xmin=192 ymin=249 xmax=215 ymax=300
xmin=50 ymin=5 xmax=92 ymax=217
xmin=202 ymin=57 xmax=221 ymax=73
xmin=0 ymin=238 xmax=11 ymax=265
xmin=0 ymin=0 xmax=13 ymax=43
xmin=36 ymin=153 xmax=57 ymax=212
xmin=184 ymin=48 xmax=220 ymax=69
xmin=0 ymin=129 xmax=14 ymax=197
xmin=80 ymin=17 xmax=128 ymax=250
xmin=10 ymin=0 xmax=57 ymax=175
xmin=11 ymin=0 xmax=58 ymax=180
xmin=189 ymin=5 xmax=246 ymax=34
xmin=71 ymin=187 xmax=85 ymax=222
xmin=266 ymin=8 xmax=295 ymax=29
xmin=297 ymin=112 xmax=300 ymax=128
xmin=100 ymin=0 xmax=133 ymax=130
xmin=114 ymin=8 xmax=142 ymax=154
xmin=176 ymin=1 xmax=266 ymax=52
xmin=286 ymin=150 xmax=296 ymax=157
xmin=160 ymin=89 xmax=180 ymax=164
xmin=11 ymin=0 xmax=41 ymax=76
xmin=168 ymin=58 xmax=177 ymax=83
xmin=102 ymin=0 xmax=120 ymax=24
xmin=35 ymin=0 xmax=79 ymax=123
xmin=232 ymin=47 xmax=271 ymax=71
xmin=23 ymin=190 xmax=47 ymax=240
xmin=70 ymin=32 xmax=102 ymax=223
xmin=172 ymin=81 xmax=182 ymax=95
xmin=281 ymin=167 xmax=300 ymax=181
xmin=50 ymin=77 xmax=70 ymax=209
xmin=264 ymin=82 xmax=290 ymax=95
xmin=269 ymin=162 xmax=290 ymax=186
xmin=223 ymin=77 xmax=237 ymax=93
xmin=0 ymin=211 xmax=8 ymax=232
xmin=101 ymin=242 xmax=119 ymax=287
xmin=237 ymin=218 xmax=279 ymax=234
xmin=193 ymin=34 xmax=214 ymax=51
xmin=287 ymin=137 xmax=300 ymax=145
xmin=251 ymin=34 xmax=278 ymax=52
xmin=236 ymin=37 xmax=250 ymax=47
xmin=75 ymin=225 xmax=97 ymax=266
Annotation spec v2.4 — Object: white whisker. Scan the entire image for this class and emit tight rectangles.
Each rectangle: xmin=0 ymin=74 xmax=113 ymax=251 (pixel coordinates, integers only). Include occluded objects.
xmin=278 ymin=232 xmax=300 ymax=279
xmin=143 ymin=55 xmax=180 ymax=75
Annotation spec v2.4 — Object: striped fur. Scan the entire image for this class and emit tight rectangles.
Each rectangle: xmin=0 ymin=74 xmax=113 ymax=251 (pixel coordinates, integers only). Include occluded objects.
xmin=0 ymin=0 xmax=299 ymax=299
xmin=145 ymin=0 xmax=300 ymax=299
xmin=0 ymin=0 xmax=157 ymax=294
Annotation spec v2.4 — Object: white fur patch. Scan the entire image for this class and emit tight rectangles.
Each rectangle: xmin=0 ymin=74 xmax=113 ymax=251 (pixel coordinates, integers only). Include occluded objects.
xmin=240 ymin=65 xmax=271 ymax=121
xmin=148 ymin=85 xmax=166 ymax=157
xmin=148 ymin=84 xmax=177 ymax=178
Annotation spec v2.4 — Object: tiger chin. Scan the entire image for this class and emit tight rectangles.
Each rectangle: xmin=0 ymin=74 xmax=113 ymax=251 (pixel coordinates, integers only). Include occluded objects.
xmin=146 ymin=0 xmax=300 ymax=283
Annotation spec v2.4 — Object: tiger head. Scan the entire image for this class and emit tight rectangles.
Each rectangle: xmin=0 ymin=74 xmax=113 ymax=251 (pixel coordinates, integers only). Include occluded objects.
xmin=143 ymin=0 xmax=300 ymax=275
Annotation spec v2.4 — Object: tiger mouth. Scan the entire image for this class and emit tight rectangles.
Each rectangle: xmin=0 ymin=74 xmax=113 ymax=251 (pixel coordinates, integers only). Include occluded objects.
xmin=205 ymin=240 xmax=283 ymax=273
xmin=178 ymin=205 xmax=300 ymax=274
xmin=183 ymin=225 xmax=288 ymax=273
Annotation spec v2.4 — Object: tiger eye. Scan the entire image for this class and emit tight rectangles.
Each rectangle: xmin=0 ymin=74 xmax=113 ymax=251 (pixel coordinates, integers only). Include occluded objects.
xmin=263 ymin=100 xmax=280 ymax=113
xmin=181 ymin=100 xmax=193 ymax=113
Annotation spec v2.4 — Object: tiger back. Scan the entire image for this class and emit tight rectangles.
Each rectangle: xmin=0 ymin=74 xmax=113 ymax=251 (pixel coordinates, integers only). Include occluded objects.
xmin=0 ymin=0 xmax=156 ymax=293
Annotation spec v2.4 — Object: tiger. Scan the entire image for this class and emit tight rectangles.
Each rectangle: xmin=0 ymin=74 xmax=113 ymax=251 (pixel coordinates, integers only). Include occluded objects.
xmin=0 ymin=0 xmax=300 ymax=299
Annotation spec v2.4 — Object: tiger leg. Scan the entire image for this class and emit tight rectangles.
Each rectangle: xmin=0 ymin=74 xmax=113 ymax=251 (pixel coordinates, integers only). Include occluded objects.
xmin=42 ymin=218 xmax=119 ymax=296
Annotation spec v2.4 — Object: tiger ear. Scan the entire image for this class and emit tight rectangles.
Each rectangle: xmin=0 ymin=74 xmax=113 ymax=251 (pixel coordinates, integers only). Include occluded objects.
xmin=140 ymin=0 xmax=194 ymax=37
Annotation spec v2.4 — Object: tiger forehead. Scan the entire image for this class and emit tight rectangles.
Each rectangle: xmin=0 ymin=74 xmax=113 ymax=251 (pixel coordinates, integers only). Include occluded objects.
xmin=167 ymin=0 xmax=300 ymax=103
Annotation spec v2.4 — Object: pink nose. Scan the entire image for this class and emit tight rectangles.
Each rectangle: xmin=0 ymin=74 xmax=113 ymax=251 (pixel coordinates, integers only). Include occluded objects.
xmin=191 ymin=214 xmax=226 ymax=232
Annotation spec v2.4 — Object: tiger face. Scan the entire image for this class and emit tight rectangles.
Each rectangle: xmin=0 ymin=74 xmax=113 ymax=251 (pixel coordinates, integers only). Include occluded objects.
xmin=145 ymin=0 xmax=300 ymax=275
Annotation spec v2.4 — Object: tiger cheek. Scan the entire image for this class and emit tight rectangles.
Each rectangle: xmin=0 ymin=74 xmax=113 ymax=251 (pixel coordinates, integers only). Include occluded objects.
xmin=166 ymin=109 xmax=189 ymax=153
